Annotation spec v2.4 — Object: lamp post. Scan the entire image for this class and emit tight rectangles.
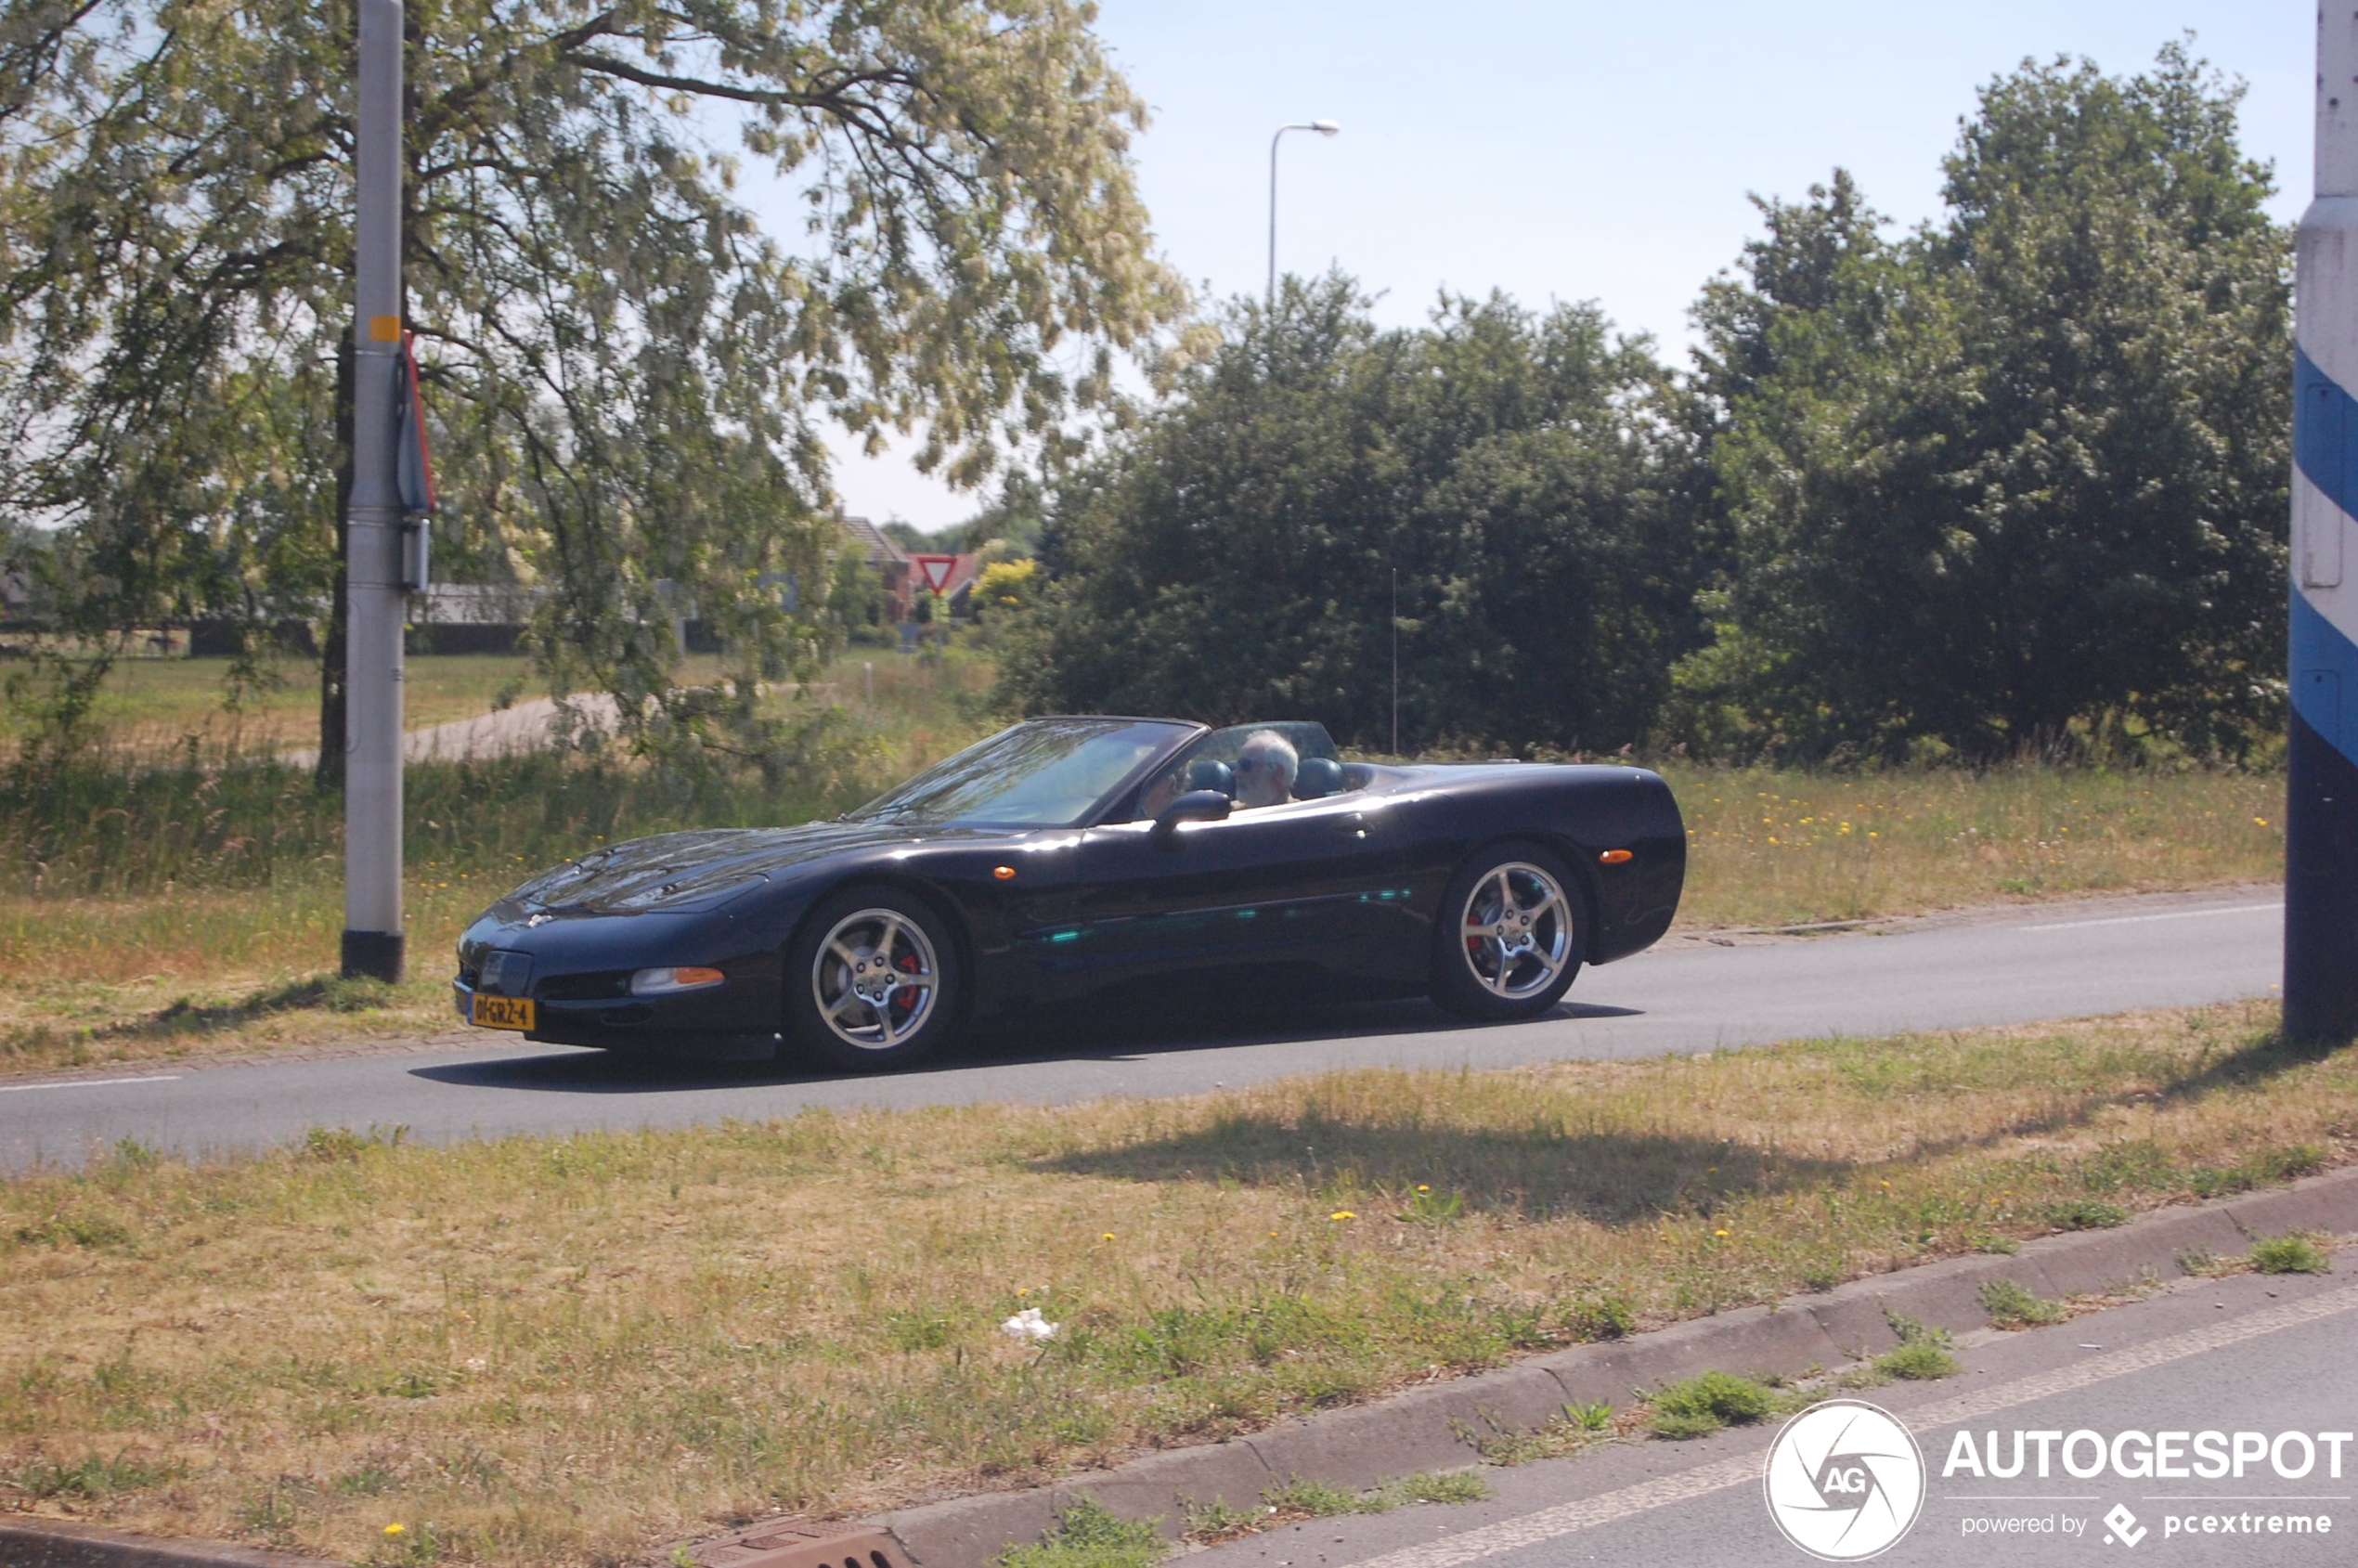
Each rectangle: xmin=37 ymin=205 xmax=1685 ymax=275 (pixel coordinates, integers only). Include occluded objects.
xmin=1268 ymin=119 xmax=1340 ymax=303
xmin=343 ymin=0 xmax=407 ymax=981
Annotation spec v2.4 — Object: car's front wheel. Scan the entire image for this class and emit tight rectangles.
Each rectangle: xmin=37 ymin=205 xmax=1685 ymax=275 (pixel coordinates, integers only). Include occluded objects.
xmin=1429 ymin=841 xmax=1585 ymax=1020
xmin=785 ymin=885 xmax=963 ymax=1071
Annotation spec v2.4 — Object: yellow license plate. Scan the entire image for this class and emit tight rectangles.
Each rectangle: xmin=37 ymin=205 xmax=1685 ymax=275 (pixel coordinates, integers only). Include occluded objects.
xmin=470 ymin=993 xmax=535 ymax=1031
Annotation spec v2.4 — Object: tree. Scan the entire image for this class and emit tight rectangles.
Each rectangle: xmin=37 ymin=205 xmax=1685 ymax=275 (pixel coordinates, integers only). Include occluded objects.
xmin=0 ymin=0 xmax=1181 ymax=770
xmin=1678 ymin=43 xmax=2291 ymax=761
xmin=1012 ymin=274 xmax=1705 ymax=753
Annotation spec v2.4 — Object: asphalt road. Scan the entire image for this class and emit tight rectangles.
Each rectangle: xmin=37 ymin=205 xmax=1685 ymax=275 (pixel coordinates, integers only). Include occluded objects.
xmin=1187 ymin=1265 xmax=2358 ymax=1568
xmin=0 ymin=888 xmax=2285 ymax=1173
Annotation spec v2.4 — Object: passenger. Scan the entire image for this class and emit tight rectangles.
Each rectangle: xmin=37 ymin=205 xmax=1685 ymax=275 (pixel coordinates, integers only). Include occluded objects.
xmin=1232 ymin=730 xmax=1299 ymax=809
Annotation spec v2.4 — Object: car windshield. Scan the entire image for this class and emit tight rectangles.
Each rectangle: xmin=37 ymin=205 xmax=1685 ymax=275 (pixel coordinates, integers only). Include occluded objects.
xmin=845 ymin=718 xmax=1193 ymax=828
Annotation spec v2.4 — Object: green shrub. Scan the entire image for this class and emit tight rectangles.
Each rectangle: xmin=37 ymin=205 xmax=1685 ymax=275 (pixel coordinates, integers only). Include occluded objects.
xmin=1647 ymin=1371 xmax=1776 ymax=1439
xmin=2042 ymin=1199 xmax=2127 ymax=1231
xmin=16 ymin=1449 xmax=174 ymax=1498
xmin=1564 ymin=1292 xmax=1636 ymax=1341
xmin=1379 ymin=1471 xmax=1493 ymax=1507
xmin=997 ymin=1497 xmax=1166 ymax=1568
xmin=1979 ymin=1278 xmax=2068 ymax=1329
xmin=2250 ymin=1237 xmax=2333 ymax=1276
xmin=1872 ymin=1340 xmax=1961 ymax=1380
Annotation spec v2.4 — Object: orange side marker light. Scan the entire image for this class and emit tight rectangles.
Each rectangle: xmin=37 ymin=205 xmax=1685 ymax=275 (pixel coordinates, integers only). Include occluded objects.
xmin=993 ymin=865 xmax=1017 ymax=880
xmin=1598 ymin=849 xmax=1634 ymax=864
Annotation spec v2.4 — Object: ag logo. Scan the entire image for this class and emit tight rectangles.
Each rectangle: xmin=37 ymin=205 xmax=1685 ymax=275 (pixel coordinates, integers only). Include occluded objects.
xmin=1762 ymin=1399 xmax=1925 ymax=1561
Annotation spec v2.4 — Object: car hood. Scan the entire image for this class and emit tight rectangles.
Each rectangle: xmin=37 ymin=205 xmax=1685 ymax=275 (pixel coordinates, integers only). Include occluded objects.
xmin=497 ymin=820 xmax=928 ymax=919
xmin=503 ymin=821 xmax=985 ymax=915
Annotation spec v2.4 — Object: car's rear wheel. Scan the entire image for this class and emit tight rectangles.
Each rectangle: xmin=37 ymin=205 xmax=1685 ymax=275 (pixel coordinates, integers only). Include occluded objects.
xmin=785 ymin=885 xmax=963 ymax=1071
xmin=1429 ymin=841 xmax=1585 ymax=1020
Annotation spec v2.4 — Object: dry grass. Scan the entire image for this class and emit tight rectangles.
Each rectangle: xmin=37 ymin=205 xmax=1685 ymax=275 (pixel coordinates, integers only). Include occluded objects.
xmin=0 ymin=880 xmax=504 ymax=1071
xmin=0 ymin=649 xmax=1005 ymax=1076
xmin=0 ymin=999 xmax=2348 ymax=1565
xmin=1661 ymin=763 xmax=2282 ymax=930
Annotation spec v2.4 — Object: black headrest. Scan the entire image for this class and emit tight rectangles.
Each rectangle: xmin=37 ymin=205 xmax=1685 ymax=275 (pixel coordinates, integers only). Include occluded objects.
xmin=1185 ymin=758 xmax=1236 ymax=797
xmin=1293 ymin=756 xmax=1345 ymax=799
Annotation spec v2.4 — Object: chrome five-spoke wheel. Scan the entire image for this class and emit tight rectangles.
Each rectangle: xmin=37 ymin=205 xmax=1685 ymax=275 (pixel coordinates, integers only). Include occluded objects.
xmin=1431 ymin=843 xmax=1585 ymax=1020
xmin=811 ymin=906 xmax=940 ymax=1051
xmin=1459 ymin=862 xmax=1573 ymax=999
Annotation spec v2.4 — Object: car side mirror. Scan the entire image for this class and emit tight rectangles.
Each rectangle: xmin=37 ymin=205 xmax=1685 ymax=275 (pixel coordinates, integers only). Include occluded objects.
xmin=1151 ymin=788 xmax=1232 ymax=847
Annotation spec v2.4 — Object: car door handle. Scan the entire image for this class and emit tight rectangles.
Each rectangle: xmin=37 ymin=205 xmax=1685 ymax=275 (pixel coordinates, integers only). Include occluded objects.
xmin=1333 ymin=812 xmax=1368 ymax=839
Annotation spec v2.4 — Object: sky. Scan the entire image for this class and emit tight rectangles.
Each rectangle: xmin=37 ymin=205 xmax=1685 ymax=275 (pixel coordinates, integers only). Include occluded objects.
xmin=785 ymin=1 xmax=2312 ymax=534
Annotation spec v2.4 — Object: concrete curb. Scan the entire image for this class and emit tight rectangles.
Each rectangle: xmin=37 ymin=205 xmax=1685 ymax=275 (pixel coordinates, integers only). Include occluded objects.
xmin=876 ymin=1165 xmax=2358 ymax=1568
xmin=0 ymin=1517 xmax=343 ymax=1568
xmin=6 ymin=1170 xmax=2348 ymax=1568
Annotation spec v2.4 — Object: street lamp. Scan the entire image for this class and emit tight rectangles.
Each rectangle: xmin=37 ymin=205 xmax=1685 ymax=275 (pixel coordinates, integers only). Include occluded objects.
xmin=1268 ymin=119 xmax=1341 ymax=303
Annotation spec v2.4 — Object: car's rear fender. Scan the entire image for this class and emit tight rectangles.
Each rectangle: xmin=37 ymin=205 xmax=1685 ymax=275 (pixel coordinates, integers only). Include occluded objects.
xmin=1395 ymin=768 xmax=1683 ymax=965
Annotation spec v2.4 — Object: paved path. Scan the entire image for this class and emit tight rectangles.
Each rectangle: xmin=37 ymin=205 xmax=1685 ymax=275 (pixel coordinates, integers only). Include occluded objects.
xmin=276 ymin=680 xmax=837 ymax=771
xmin=1189 ymin=1265 xmax=2358 ymax=1568
xmin=0 ymin=888 xmax=2285 ymax=1173
xmin=275 ymin=693 xmax=622 ymax=772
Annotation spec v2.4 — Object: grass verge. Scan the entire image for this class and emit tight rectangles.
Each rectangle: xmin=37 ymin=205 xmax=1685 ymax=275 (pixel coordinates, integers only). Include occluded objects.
xmin=0 ymin=753 xmax=2287 ymax=1079
xmin=0 ymin=999 xmax=2350 ymax=1564
xmin=0 ymin=650 xmax=1004 ymax=1075
xmin=1658 ymin=762 xmax=2280 ymax=930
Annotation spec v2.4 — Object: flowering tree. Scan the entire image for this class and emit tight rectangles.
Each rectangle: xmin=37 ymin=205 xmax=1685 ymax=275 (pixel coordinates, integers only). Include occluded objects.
xmin=0 ymin=0 xmax=1181 ymax=770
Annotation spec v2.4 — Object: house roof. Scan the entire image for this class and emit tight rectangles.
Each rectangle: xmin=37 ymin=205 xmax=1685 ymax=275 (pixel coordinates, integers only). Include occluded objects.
xmin=838 ymin=514 xmax=909 ymax=567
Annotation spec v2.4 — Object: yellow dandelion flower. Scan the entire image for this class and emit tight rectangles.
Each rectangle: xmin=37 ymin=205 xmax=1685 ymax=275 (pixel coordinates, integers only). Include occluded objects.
xmin=1417 ymin=1185 xmax=1431 ymax=1193
xmin=1101 ymin=1232 xmax=1116 ymax=1241
xmin=1714 ymin=1229 xmax=1730 ymax=1238
xmin=384 ymin=1524 xmax=406 ymax=1538
xmin=1329 ymin=1211 xmax=1355 ymax=1222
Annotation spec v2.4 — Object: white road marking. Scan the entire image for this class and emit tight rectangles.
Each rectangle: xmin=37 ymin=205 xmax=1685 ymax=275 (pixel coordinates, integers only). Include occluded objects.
xmin=0 ymin=1074 xmax=180 ymax=1094
xmin=1341 ymin=1283 xmax=2358 ymax=1568
xmin=2018 ymin=902 xmax=2281 ymax=934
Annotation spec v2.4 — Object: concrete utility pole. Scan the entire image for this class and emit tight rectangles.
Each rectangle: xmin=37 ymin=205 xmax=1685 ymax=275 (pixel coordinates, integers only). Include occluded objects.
xmin=1267 ymin=120 xmax=1340 ymax=303
xmin=342 ymin=0 xmax=407 ymax=982
xmin=2289 ymin=4 xmax=2358 ymax=1041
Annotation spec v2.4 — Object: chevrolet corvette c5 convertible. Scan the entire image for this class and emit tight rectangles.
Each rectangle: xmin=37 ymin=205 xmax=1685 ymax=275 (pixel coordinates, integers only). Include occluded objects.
xmin=454 ymin=716 xmax=1685 ymax=1070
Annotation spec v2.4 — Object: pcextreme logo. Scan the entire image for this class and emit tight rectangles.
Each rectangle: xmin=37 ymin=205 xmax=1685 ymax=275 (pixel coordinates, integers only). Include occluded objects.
xmin=1763 ymin=1399 xmax=1926 ymax=1562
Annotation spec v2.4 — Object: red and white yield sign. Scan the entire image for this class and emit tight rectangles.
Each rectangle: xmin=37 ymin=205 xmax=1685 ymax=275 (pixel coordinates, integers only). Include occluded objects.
xmin=912 ymin=554 xmax=959 ymax=594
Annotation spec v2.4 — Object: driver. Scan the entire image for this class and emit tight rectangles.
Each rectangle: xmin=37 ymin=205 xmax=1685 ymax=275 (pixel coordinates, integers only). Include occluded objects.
xmin=1232 ymin=730 xmax=1299 ymax=809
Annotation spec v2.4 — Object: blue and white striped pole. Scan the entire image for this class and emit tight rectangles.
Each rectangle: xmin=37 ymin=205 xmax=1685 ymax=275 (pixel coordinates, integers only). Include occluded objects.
xmin=2288 ymin=5 xmax=2358 ymax=1040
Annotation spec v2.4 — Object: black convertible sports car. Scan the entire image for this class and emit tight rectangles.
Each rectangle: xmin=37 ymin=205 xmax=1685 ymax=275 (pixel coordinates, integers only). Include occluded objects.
xmin=454 ymin=717 xmax=1685 ymax=1069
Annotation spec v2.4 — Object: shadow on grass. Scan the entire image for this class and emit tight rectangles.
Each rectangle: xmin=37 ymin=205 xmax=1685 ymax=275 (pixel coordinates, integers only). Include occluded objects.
xmin=2155 ymin=1024 xmax=2347 ymax=1104
xmin=1847 ymin=1013 xmax=2345 ymax=1179
xmin=2 ymin=974 xmax=404 ymax=1061
xmin=1033 ymin=1111 xmax=1854 ymax=1225
xmin=1034 ymin=1007 xmax=2347 ymax=1226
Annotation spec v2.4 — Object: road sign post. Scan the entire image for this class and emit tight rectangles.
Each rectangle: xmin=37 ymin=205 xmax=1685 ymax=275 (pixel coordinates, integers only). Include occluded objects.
xmin=2288 ymin=3 xmax=2358 ymax=1042
xmin=342 ymin=0 xmax=407 ymax=982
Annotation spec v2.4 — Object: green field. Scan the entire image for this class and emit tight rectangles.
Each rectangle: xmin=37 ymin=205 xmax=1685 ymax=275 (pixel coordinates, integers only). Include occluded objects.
xmin=1 ymin=654 xmax=554 ymax=762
